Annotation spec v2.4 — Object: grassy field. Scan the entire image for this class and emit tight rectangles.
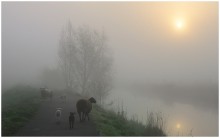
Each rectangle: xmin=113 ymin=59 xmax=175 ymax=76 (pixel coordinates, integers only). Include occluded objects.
xmin=91 ymin=105 xmax=166 ymax=136
xmin=2 ymin=85 xmax=41 ymax=136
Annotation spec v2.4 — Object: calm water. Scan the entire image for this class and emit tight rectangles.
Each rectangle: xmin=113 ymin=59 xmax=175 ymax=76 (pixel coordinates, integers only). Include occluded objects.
xmin=104 ymin=87 xmax=218 ymax=136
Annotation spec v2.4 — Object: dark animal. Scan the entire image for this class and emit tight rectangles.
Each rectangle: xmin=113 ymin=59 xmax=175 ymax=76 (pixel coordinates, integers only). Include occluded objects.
xmin=40 ymin=87 xmax=53 ymax=99
xmin=76 ymin=97 xmax=96 ymax=122
xmin=69 ymin=112 xmax=75 ymax=129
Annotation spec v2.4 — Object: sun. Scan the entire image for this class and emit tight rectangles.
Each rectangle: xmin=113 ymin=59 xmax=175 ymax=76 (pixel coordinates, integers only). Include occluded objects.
xmin=176 ymin=123 xmax=181 ymax=129
xmin=174 ymin=18 xmax=185 ymax=30
xmin=176 ymin=20 xmax=183 ymax=28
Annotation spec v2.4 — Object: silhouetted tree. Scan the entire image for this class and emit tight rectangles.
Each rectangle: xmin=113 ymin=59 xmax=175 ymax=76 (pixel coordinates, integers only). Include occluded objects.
xmin=58 ymin=21 xmax=113 ymax=101
xmin=58 ymin=21 xmax=77 ymax=91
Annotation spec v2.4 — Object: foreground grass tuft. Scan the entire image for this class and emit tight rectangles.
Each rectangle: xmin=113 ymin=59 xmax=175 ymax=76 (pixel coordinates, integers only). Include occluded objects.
xmin=2 ymin=85 xmax=41 ymax=136
xmin=91 ymin=105 xmax=166 ymax=136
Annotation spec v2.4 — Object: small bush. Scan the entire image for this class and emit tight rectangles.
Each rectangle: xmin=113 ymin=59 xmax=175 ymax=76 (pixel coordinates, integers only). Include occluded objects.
xmin=91 ymin=105 xmax=166 ymax=136
xmin=144 ymin=111 xmax=166 ymax=136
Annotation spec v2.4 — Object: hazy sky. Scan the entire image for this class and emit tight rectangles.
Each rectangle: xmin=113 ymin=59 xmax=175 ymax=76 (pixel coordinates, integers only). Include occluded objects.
xmin=2 ymin=2 xmax=218 ymax=85
xmin=2 ymin=2 xmax=218 ymax=136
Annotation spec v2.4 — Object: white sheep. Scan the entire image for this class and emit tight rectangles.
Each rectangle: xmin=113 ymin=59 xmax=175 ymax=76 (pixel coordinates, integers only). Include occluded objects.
xmin=55 ymin=108 xmax=62 ymax=124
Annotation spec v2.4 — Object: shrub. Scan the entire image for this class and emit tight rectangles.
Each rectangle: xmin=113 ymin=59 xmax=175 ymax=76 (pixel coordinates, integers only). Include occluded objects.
xmin=91 ymin=105 xmax=166 ymax=136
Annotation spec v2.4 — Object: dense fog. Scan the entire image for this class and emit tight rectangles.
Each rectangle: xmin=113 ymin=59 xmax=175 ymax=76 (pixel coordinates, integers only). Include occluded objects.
xmin=2 ymin=2 xmax=218 ymax=136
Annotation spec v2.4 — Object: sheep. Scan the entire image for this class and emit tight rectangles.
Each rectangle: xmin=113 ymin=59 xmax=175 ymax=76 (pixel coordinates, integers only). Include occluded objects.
xmin=76 ymin=97 xmax=96 ymax=122
xmin=55 ymin=108 xmax=62 ymax=124
xmin=69 ymin=112 xmax=75 ymax=129
xmin=40 ymin=87 xmax=53 ymax=99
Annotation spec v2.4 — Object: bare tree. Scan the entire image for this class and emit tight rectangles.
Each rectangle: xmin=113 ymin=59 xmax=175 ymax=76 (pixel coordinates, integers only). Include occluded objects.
xmin=58 ymin=21 xmax=78 ymax=91
xmin=58 ymin=22 xmax=113 ymax=101
xmin=88 ymin=46 xmax=113 ymax=104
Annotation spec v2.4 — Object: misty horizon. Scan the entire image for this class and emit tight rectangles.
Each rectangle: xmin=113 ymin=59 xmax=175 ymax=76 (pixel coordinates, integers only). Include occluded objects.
xmin=2 ymin=2 xmax=218 ymax=136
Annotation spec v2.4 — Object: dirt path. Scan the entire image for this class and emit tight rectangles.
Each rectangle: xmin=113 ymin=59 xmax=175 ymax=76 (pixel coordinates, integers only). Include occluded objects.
xmin=15 ymin=92 xmax=99 ymax=136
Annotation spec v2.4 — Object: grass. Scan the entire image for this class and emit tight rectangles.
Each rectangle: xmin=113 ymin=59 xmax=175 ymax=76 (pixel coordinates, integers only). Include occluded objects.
xmin=91 ymin=105 xmax=166 ymax=136
xmin=2 ymin=85 xmax=41 ymax=136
